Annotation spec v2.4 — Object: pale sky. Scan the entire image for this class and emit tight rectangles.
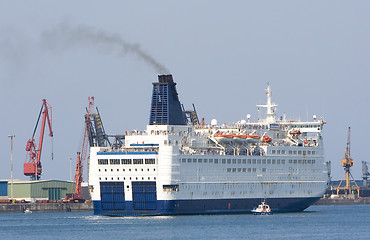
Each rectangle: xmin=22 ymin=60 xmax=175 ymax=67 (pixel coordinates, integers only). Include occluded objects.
xmin=1 ymin=1 xmax=370 ymax=182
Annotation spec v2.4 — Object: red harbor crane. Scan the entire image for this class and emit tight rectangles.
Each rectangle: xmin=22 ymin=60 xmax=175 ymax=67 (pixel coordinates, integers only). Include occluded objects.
xmin=24 ymin=99 xmax=53 ymax=180
xmin=67 ymin=97 xmax=94 ymax=202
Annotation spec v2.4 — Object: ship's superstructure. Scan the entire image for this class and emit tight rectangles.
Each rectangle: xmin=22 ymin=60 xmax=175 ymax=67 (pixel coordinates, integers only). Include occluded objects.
xmin=88 ymin=75 xmax=329 ymax=216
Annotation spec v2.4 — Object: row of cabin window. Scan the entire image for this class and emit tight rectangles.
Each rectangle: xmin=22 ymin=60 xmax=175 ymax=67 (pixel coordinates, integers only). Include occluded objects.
xmin=97 ymin=158 xmax=156 ymax=165
xmin=181 ymin=158 xmax=316 ymax=165
xmin=227 ymin=168 xmax=257 ymax=173
xmin=289 ymin=159 xmax=316 ymax=164
xmin=225 ymin=168 xmax=315 ymax=173
xmin=99 ymin=176 xmax=156 ymax=181
xmin=184 ymin=182 xmax=316 ymax=189
xmin=98 ymin=168 xmax=156 ymax=172
xmin=271 ymin=150 xmax=316 ymax=155
xmin=290 ymin=124 xmax=320 ymax=129
xmin=181 ymin=158 xmax=287 ymax=165
xmin=245 ymin=124 xmax=320 ymax=130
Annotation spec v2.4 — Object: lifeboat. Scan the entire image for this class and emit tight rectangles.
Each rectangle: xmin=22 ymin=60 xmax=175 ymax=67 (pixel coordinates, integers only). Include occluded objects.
xmin=262 ymin=135 xmax=272 ymax=143
xmin=214 ymin=133 xmax=233 ymax=144
xmin=290 ymin=130 xmax=301 ymax=136
xmin=246 ymin=134 xmax=260 ymax=143
xmin=233 ymin=134 xmax=247 ymax=143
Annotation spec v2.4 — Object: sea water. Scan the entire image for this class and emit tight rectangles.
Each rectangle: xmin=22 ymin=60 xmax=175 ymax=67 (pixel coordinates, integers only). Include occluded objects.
xmin=0 ymin=205 xmax=369 ymax=240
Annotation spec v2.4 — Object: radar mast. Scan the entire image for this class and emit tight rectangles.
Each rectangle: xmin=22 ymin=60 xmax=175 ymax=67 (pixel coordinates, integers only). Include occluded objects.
xmin=257 ymin=83 xmax=278 ymax=123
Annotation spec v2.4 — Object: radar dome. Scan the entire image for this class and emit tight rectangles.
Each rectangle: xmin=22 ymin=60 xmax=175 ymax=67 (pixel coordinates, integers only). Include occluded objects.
xmin=211 ymin=119 xmax=218 ymax=126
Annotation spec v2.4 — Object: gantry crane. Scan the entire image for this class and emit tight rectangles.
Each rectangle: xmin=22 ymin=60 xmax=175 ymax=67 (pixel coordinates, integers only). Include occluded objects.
xmin=337 ymin=127 xmax=360 ymax=196
xmin=67 ymin=97 xmax=94 ymax=202
xmin=24 ymin=99 xmax=53 ymax=180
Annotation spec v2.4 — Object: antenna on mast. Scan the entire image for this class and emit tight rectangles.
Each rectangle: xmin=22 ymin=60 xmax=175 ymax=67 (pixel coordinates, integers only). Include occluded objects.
xmin=256 ymin=83 xmax=278 ymax=123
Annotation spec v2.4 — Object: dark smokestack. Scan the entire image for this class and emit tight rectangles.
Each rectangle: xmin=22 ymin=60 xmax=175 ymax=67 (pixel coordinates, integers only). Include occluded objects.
xmin=158 ymin=74 xmax=173 ymax=83
xmin=149 ymin=74 xmax=186 ymax=125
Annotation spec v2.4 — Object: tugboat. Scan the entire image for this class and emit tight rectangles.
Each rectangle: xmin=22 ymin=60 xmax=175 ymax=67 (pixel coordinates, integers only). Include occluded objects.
xmin=24 ymin=208 xmax=32 ymax=214
xmin=251 ymin=200 xmax=272 ymax=215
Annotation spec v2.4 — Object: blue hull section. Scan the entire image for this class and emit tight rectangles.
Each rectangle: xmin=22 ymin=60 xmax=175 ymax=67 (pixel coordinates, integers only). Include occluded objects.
xmin=93 ymin=197 xmax=321 ymax=216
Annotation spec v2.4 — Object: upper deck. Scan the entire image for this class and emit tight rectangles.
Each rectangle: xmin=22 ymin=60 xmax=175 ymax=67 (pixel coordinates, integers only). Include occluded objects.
xmin=93 ymin=80 xmax=325 ymax=158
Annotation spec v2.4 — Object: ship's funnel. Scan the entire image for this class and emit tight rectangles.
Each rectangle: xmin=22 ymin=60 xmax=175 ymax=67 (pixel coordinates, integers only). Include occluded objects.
xmin=149 ymin=74 xmax=187 ymax=125
xmin=158 ymin=74 xmax=174 ymax=83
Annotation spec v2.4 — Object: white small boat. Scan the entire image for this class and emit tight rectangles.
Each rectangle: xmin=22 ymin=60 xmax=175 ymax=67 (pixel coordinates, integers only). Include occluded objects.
xmin=24 ymin=208 xmax=32 ymax=214
xmin=251 ymin=201 xmax=272 ymax=215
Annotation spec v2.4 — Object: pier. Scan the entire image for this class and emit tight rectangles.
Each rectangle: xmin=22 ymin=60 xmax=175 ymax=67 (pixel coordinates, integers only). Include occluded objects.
xmin=0 ymin=201 xmax=93 ymax=213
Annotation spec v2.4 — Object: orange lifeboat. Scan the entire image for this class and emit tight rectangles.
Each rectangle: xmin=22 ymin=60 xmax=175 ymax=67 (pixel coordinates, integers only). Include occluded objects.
xmin=246 ymin=134 xmax=260 ymax=143
xmin=262 ymin=135 xmax=272 ymax=143
xmin=214 ymin=132 xmax=233 ymax=143
xmin=233 ymin=134 xmax=247 ymax=143
xmin=290 ymin=130 xmax=301 ymax=136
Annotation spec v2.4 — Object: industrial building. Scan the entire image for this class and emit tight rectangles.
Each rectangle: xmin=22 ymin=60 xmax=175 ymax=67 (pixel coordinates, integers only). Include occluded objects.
xmin=1 ymin=179 xmax=73 ymax=202
xmin=0 ymin=181 xmax=8 ymax=200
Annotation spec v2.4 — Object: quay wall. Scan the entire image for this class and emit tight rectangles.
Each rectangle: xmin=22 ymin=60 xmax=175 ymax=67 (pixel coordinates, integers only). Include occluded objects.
xmin=315 ymin=197 xmax=370 ymax=205
xmin=0 ymin=202 xmax=93 ymax=213
xmin=2 ymin=198 xmax=370 ymax=213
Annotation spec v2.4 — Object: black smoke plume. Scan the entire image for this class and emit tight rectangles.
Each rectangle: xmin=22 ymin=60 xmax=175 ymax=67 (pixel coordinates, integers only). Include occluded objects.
xmin=41 ymin=24 xmax=169 ymax=74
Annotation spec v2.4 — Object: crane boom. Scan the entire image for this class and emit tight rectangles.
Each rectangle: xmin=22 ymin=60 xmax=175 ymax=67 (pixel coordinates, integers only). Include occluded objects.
xmin=337 ymin=127 xmax=360 ymax=196
xmin=24 ymin=99 xmax=53 ymax=180
xmin=70 ymin=97 xmax=94 ymax=201
xmin=344 ymin=127 xmax=351 ymax=161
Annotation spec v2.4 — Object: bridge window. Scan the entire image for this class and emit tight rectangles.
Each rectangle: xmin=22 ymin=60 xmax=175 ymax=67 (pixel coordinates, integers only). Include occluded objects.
xmin=145 ymin=158 xmax=156 ymax=164
xmin=110 ymin=159 xmax=120 ymax=165
xmin=133 ymin=159 xmax=144 ymax=164
xmin=98 ymin=159 xmax=108 ymax=165
xmin=121 ymin=159 xmax=132 ymax=165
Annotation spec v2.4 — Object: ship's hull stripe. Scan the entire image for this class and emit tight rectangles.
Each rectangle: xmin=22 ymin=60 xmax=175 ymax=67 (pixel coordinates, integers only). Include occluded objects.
xmin=93 ymin=197 xmax=320 ymax=216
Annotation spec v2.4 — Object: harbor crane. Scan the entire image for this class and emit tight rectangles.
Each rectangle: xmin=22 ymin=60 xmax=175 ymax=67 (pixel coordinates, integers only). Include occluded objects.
xmin=336 ymin=127 xmax=360 ymax=196
xmin=66 ymin=97 xmax=94 ymax=202
xmin=24 ymin=99 xmax=53 ymax=180
xmin=363 ymin=161 xmax=370 ymax=187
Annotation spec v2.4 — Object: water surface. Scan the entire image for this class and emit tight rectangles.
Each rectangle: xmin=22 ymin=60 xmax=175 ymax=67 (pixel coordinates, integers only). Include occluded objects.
xmin=0 ymin=205 xmax=369 ymax=240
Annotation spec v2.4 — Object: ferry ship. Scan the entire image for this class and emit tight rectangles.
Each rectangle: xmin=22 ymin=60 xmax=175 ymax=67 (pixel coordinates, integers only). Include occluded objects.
xmin=88 ymin=75 xmax=329 ymax=216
